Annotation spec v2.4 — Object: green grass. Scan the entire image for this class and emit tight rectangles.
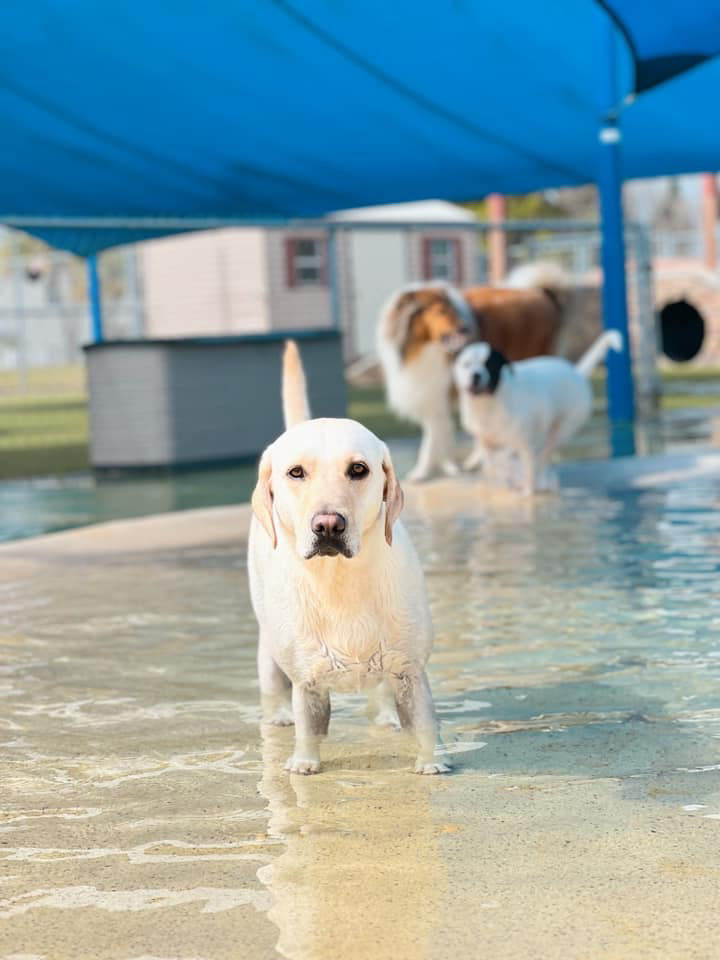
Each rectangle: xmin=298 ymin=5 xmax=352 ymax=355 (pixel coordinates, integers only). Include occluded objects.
xmin=0 ymin=393 xmax=90 ymax=477
xmin=2 ymin=365 xmax=720 ymax=481
xmin=659 ymin=393 xmax=720 ymax=410
xmin=347 ymin=385 xmax=420 ymax=438
xmin=0 ymin=366 xmax=89 ymax=478
xmin=0 ymin=364 xmax=86 ymax=395
xmin=660 ymin=367 xmax=720 ymax=382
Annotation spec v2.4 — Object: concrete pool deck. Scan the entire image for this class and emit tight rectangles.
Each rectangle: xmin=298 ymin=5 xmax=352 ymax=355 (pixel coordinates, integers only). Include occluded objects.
xmin=2 ymin=452 xmax=720 ymax=959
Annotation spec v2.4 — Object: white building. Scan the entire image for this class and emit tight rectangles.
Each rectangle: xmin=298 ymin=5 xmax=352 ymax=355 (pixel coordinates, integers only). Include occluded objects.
xmin=140 ymin=200 xmax=479 ymax=359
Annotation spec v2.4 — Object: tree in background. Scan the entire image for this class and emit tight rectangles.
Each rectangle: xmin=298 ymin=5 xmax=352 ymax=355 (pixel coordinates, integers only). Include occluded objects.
xmin=463 ymin=186 xmax=598 ymax=221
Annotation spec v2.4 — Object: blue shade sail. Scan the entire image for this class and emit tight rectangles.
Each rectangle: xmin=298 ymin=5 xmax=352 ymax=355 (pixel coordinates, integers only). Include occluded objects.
xmin=0 ymin=1 xmax=718 ymax=253
xmin=600 ymin=0 xmax=720 ymax=90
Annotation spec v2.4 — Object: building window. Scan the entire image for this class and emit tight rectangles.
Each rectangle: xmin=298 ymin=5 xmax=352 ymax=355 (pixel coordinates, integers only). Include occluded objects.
xmin=421 ymin=237 xmax=463 ymax=284
xmin=285 ymin=236 xmax=327 ymax=287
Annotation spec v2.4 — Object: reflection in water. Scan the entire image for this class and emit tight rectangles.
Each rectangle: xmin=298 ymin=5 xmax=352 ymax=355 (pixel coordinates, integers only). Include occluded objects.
xmin=257 ymin=724 xmax=447 ymax=960
xmin=0 ymin=463 xmax=257 ymax=543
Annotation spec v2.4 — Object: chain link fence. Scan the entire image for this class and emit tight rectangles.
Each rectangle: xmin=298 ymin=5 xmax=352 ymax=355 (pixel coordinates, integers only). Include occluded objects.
xmin=0 ymin=227 xmax=144 ymax=383
xmin=0 ymin=218 xmax=662 ymax=406
xmin=333 ymin=219 xmax=659 ymax=407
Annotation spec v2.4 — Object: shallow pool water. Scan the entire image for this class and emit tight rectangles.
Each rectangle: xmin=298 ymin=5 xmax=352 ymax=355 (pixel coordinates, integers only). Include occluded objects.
xmin=2 ymin=458 xmax=720 ymax=958
xmin=2 ymin=398 xmax=720 ymax=543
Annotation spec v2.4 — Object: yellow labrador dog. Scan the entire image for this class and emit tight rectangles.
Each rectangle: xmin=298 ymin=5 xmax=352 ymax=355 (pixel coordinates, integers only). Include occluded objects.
xmin=248 ymin=341 xmax=449 ymax=776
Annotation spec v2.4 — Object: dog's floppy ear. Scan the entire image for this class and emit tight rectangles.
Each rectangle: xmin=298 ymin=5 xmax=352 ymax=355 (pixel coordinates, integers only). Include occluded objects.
xmin=251 ymin=446 xmax=277 ymax=548
xmin=382 ymin=448 xmax=404 ymax=546
xmin=486 ymin=348 xmax=510 ymax=393
xmin=387 ymin=291 xmax=423 ymax=356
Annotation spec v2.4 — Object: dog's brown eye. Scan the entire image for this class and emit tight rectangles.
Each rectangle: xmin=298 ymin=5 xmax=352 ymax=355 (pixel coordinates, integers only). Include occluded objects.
xmin=348 ymin=462 xmax=369 ymax=479
xmin=287 ymin=465 xmax=305 ymax=480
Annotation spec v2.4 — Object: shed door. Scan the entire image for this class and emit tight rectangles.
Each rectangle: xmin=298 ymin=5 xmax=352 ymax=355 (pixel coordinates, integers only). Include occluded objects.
xmin=349 ymin=230 xmax=406 ymax=358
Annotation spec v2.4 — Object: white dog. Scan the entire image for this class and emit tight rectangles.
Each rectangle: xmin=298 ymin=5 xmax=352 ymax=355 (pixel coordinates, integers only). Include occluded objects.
xmin=453 ymin=330 xmax=623 ymax=494
xmin=247 ymin=341 xmax=450 ymax=776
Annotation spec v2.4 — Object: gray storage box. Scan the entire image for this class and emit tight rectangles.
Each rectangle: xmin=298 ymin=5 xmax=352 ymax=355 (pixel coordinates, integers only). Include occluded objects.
xmin=84 ymin=330 xmax=346 ymax=470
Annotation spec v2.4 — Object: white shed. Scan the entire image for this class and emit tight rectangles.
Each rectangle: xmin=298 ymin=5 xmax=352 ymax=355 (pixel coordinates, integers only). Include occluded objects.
xmin=139 ymin=200 xmax=478 ymax=360
xmin=330 ymin=200 xmax=478 ymax=358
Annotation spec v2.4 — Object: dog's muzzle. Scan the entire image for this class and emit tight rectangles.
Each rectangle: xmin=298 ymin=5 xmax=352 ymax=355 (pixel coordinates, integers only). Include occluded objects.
xmin=441 ymin=330 xmax=471 ymax=356
xmin=306 ymin=512 xmax=353 ymax=559
xmin=468 ymin=370 xmax=490 ymax=395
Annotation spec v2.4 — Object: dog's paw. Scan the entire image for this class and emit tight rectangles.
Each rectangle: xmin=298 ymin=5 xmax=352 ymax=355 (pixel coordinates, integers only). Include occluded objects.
xmin=263 ymin=705 xmax=294 ymax=726
xmin=536 ymin=467 xmax=559 ymax=493
xmin=285 ymin=755 xmax=321 ymax=775
xmin=406 ymin=467 xmax=431 ymax=483
xmin=441 ymin=460 xmax=460 ymax=477
xmin=372 ymin=708 xmax=401 ymax=731
xmin=415 ymin=760 xmax=452 ymax=775
xmin=266 ymin=713 xmax=294 ymax=727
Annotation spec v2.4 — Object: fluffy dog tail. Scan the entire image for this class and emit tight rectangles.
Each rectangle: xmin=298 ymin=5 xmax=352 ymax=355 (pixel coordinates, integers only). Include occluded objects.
xmin=282 ymin=340 xmax=311 ymax=428
xmin=575 ymin=330 xmax=623 ymax=377
xmin=504 ymin=260 xmax=569 ymax=313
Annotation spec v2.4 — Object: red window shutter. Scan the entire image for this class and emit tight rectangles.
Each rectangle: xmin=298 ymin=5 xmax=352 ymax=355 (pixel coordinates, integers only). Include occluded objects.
xmin=454 ymin=237 xmax=463 ymax=286
xmin=285 ymin=237 xmax=297 ymax=288
xmin=421 ymin=237 xmax=431 ymax=280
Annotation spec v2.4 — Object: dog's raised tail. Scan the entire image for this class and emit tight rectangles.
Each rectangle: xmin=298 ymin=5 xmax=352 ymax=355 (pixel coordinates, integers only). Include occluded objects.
xmin=575 ymin=330 xmax=623 ymax=377
xmin=282 ymin=339 xmax=311 ymax=429
xmin=504 ymin=260 xmax=569 ymax=313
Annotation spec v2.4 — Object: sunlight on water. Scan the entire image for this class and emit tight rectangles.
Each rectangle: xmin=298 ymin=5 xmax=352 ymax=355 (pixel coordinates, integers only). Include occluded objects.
xmin=2 ymin=463 xmax=720 ymax=957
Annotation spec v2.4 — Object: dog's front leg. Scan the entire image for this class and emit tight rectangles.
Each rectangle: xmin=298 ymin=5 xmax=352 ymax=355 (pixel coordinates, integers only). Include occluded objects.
xmin=408 ymin=413 xmax=457 ymax=482
xmin=436 ymin=408 xmax=460 ymax=477
xmin=407 ymin=420 xmax=435 ymax=482
xmin=518 ymin=445 xmax=537 ymax=496
xmin=463 ymin=441 xmax=485 ymax=472
xmin=258 ymin=636 xmax=293 ymax=726
xmin=367 ymin=678 xmax=400 ymax=728
xmin=390 ymin=670 xmax=450 ymax=775
xmin=285 ymin=684 xmax=330 ymax=775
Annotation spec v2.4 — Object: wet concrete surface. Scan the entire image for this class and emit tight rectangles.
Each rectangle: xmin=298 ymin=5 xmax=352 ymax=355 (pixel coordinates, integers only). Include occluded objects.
xmin=2 ymin=455 xmax=720 ymax=959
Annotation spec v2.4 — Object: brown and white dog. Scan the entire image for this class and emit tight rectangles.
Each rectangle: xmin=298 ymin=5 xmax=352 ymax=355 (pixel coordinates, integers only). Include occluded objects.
xmin=377 ymin=273 xmax=563 ymax=481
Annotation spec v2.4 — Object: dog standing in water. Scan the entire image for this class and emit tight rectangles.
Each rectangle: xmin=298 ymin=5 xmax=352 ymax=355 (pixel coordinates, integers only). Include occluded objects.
xmin=453 ymin=330 xmax=623 ymax=494
xmin=376 ymin=277 xmax=563 ymax=482
xmin=247 ymin=341 xmax=450 ymax=775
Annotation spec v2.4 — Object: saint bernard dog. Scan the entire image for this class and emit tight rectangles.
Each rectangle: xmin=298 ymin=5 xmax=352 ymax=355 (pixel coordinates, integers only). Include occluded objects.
xmin=377 ymin=265 xmax=565 ymax=481
xmin=453 ymin=330 xmax=623 ymax=495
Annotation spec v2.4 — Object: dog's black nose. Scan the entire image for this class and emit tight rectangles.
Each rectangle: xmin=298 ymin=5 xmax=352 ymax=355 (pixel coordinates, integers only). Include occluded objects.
xmin=311 ymin=512 xmax=347 ymax=536
xmin=471 ymin=371 xmax=482 ymax=388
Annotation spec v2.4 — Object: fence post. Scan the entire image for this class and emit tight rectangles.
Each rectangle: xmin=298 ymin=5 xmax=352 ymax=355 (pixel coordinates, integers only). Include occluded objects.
xmin=628 ymin=223 xmax=660 ymax=411
xmin=487 ymin=193 xmax=507 ymax=284
xmin=597 ymin=16 xmax=635 ymax=454
xmin=702 ymin=174 xmax=718 ymax=270
xmin=9 ymin=231 xmax=28 ymax=386
xmin=87 ymin=253 xmax=104 ymax=343
xmin=327 ymin=224 xmax=342 ymax=332
xmin=126 ymin=245 xmax=145 ymax=337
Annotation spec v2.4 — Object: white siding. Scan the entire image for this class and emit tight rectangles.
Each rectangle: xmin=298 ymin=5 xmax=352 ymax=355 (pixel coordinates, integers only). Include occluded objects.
xmin=459 ymin=229 xmax=479 ymax=285
xmin=137 ymin=219 xmax=478 ymax=352
xmin=141 ymin=228 xmax=269 ymax=337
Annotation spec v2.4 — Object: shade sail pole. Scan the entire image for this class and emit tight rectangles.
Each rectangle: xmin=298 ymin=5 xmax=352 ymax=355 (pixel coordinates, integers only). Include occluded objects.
xmin=598 ymin=16 xmax=635 ymax=451
xmin=87 ymin=253 xmax=104 ymax=343
xmin=487 ymin=193 xmax=507 ymax=284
